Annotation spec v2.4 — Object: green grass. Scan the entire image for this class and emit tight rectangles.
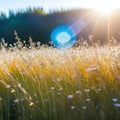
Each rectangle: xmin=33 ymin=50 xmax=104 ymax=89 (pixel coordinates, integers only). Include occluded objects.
xmin=0 ymin=44 xmax=120 ymax=120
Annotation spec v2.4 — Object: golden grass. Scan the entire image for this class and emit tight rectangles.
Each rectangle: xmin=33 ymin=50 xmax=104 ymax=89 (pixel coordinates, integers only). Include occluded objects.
xmin=0 ymin=45 xmax=120 ymax=120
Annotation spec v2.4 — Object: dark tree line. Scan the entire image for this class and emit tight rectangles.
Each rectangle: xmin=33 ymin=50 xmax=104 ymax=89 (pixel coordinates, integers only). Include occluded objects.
xmin=0 ymin=7 xmax=120 ymax=45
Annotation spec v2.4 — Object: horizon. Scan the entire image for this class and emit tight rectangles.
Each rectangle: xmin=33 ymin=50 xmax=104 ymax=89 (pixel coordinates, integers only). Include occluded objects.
xmin=0 ymin=0 xmax=120 ymax=15
xmin=0 ymin=0 xmax=85 ymax=15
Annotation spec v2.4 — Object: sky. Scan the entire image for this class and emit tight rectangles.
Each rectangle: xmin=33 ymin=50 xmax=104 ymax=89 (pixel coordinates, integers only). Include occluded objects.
xmin=0 ymin=0 xmax=120 ymax=14
xmin=0 ymin=0 xmax=85 ymax=14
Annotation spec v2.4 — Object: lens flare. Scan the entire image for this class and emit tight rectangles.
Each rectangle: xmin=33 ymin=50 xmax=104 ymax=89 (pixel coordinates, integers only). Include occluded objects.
xmin=50 ymin=25 xmax=76 ymax=49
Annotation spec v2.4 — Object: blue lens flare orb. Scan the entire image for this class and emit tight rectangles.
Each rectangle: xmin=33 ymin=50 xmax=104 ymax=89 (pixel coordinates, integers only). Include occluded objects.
xmin=50 ymin=25 xmax=76 ymax=49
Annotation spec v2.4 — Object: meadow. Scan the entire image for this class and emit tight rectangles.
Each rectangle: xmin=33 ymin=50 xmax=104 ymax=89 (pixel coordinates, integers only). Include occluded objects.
xmin=0 ymin=39 xmax=120 ymax=120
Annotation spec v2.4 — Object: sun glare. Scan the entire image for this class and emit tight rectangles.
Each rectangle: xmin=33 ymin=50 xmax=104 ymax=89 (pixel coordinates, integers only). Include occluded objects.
xmin=84 ymin=0 xmax=119 ymax=15
xmin=97 ymin=7 xmax=115 ymax=15
xmin=96 ymin=0 xmax=119 ymax=15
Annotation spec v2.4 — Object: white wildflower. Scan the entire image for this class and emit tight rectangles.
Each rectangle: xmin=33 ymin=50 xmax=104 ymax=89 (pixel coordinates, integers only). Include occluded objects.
xmin=70 ymin=105 xmax=75 ymax=109
xmin=67 ymin=95 xmax=73 ymax=99
xmin=0 ymin=98 xmax=2 ymax=100
xmin=20 ymin=98 xmax=24 ymax=102
xmin=11 ymin=89 xmax=15 ymax=93
xmin=85 ymin=98 xmax=91 ymax=102
xmin=86 ymin=67 xmax=97 ymax=72
xmin=58 ymin=87 xmax=63 ymax=91
xmin=44 ymin=98 xmax=48 ymax=102
xmin=97 ymin=88 xmax=102 ymax=92
xmin=13 ymin=99 xmax=19 ymax=103
xmin=21 ymin=72 xmax=26 ymax=75
xmin=56 ymin=78 xmax=62 ymax=82
xmin=84 ymin=89 xmax=90 ymax=92
xmin=114 ymin=103 xmax=120 ymax=107
xmin=57 ymin=92 xmax=61 ymax=95
xmin=50 ymin=87 xmax=55 ymax=90
xmin=112 ymin=98 xmax=118 ymax=102
xmin=6 ymin=85 xmax=11 ymax=88
xmin=18 ymin=83 xmax=22 ymax=87
xmin=29 ymin=102 xmax=34 ymax=106
xmin=76 ymin=90 xmax=81 ymax=94
xmin=82 ymin=106 xmax=87 ymax=110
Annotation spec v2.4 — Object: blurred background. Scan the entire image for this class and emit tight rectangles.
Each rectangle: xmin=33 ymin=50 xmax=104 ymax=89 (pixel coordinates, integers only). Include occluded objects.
xmin=0 ymin=0 xmax=120 ymax=45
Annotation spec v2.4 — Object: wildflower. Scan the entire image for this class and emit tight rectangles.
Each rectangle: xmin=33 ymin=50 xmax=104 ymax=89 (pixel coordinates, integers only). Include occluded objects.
xmin=84 ymin=89 xmax=90 ymax=92
xmin=44 ymin=98 xmax=48 ymax=102
xmin=114 ymin=76 xmax=120 ymax=81
xmin=56 ymin=78 xmax=62 ymax=82
xmin=67 ymin=95 xmax=73 ymax=99
xmin=6 ymin=85 xmax=11 ymax=88
xmin=97 ymin=88 xmax=102 ymax=92
xmin=114 ymin=103 xmax=120 ymax=107
xmin=29 ymin=97 xmax=32 ymax=100
xmin=21 ymin=72 xmax=26 ymax=75
xmin=58 ymin=87 xmax=63 ymax=91
xmin=11 ymin=89 xmax=15 ymax=93
xmin=39 ymin=74 xmax=44 ymax=79
xmin=111 ymin=88 xmax=114 ymax=90
xmin=86 ymin=67 xmax=97 ymax=72
xmin=85 ymin=98 xmax=91 ymax=102
xmin=112 ymin=98 xmax=118 ymax=102
xmin=18 ymin=83 xmax=22 ymax=87
xmin=13 ymin=99 xmax=19 ymax=103
xmin=50 ymin=87 xmax=55 ymax=90
xmin=82 ymin=106 xmax=87 ymax=110
xmin=70 ymin=105 xmax=75 ymax=110
xmin=57 ymin=92 xmax=61 ymax=95
xmin=29 ymin=102 xmax=34 ymax=106
xmin=76 ymin=90 xmax=81 ymax=94
xmin=20 ymin=98 xmax=24 ymax=102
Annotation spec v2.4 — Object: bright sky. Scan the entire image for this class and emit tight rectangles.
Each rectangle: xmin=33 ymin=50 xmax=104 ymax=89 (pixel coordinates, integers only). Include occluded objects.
xmin=0 ymin=0 xmax=82 ymax=14
xmin=0 ymin=0 xmax=120 ymax=14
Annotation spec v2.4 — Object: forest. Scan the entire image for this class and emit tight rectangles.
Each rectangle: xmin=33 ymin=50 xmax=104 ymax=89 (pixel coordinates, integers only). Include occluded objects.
xmin=0 ymin=7 xmax=120 ymax=45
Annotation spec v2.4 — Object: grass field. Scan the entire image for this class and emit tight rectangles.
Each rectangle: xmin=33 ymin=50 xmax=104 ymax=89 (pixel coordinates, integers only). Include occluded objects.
xmin=0 ymin=43 xmax=120 ymax=120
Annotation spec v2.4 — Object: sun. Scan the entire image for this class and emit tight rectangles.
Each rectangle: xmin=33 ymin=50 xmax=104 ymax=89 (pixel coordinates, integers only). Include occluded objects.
xmin=84 ymin=0 xmax=119 ymax=15
xmin=95 ymin=0 xmax=117 ymax=15
xmin=96 ymin=7 xmax=115 ymax=16
xmin=95 ymin=0 xmax=119 ymax=15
